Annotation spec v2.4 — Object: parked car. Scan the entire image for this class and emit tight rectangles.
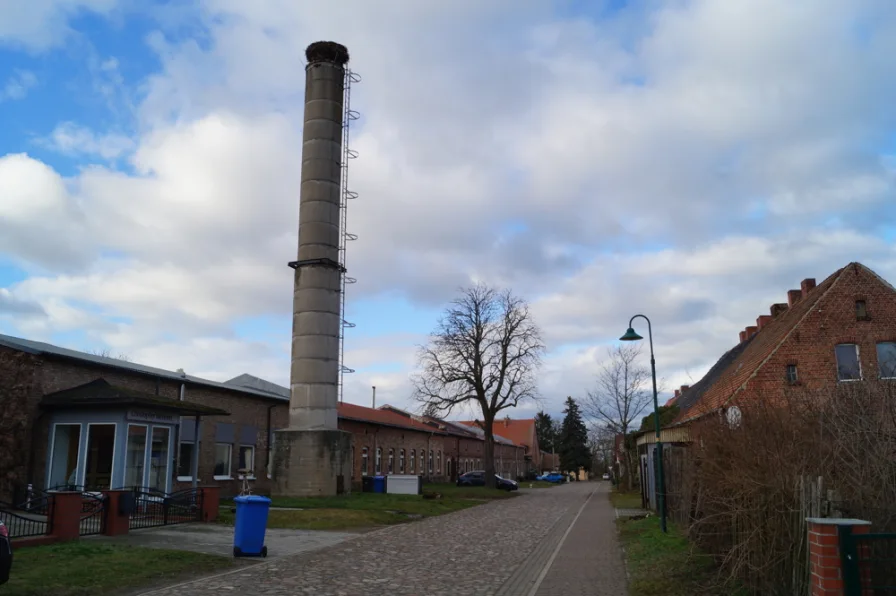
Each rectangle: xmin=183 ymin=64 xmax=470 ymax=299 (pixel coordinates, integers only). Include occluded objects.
xmin=602 ymin=473 xmax=611 ymax=481
xmin=456 ymin=471 xmax=519 ymax=491
xmin=0 ymin=519 xmax=12 ymax=586
xmin=538 ymin=472 xmax=567 ymax=484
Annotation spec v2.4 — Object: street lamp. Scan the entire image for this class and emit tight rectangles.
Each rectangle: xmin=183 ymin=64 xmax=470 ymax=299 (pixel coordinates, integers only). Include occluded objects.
xmin=620 ymin=314 xmax=667 ymax=533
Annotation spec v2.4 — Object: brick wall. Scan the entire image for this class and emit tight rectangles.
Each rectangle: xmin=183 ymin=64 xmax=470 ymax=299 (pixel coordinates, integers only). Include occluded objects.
xmin=0 ymin=347 xmax=43 ymax=502
xmin=6 ymin=349 xmax=527 ymax=497
xmin=35 ymin=357 xmax=290 ymax=496
xmin=742 ymin=265 xmax=896 ymax=404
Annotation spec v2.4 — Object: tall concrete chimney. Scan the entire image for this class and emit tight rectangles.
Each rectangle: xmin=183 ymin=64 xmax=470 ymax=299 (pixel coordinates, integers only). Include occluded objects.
xmin=273 ymin=41 xmax=353 ymax=497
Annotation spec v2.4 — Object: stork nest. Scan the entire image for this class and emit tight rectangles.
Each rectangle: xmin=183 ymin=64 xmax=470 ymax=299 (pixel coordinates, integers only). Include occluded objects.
xmin=306 ymin=41 xmax=349 ymax=66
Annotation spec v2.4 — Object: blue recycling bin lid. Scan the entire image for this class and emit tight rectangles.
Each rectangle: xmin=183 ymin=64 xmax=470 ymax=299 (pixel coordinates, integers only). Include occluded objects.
xmin=234 ymin=495 xmax=272 ymax=505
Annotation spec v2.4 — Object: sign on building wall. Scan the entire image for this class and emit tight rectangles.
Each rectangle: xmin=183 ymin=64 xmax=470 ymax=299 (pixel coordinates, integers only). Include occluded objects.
xmin=127 ymin=410 xmax=177 ymax=425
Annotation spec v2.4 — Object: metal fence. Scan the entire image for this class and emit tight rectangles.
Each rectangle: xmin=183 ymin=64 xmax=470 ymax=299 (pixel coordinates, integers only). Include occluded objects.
xmin=79 ymin=492 xmax=106 ymax=536
xmin=0 ymin=498 xmax=53 ymax=539
xmin=841 ymin=526 xmax=896 ymax=595
xmin=129 ymin=487 xmax=203 ymax=530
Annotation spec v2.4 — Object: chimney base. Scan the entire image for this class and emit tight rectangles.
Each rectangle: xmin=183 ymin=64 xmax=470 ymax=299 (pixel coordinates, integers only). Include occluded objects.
xmin=272 ymin=429 xmax=353 ymax=497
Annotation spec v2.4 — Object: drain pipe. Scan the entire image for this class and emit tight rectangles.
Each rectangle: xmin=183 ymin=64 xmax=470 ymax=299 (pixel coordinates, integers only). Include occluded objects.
xmin=265 ymin=404 xmax=277 ymax=478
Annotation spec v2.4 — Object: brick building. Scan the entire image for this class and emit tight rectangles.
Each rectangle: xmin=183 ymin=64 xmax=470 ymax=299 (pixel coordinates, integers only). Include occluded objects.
xmin=635 ymin=262 xmax=896 ymax=510
xmin=0 ymin=334 xmax=526 ymax=501
xmin=458 ymin=417 xmax=552 ymax=476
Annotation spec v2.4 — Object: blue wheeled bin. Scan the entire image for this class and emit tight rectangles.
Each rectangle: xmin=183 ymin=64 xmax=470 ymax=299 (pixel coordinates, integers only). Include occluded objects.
xmin=233 ymin=495 xmax=272 ymax=558
xmin=372 ymin=476 xmax=386 ymax=493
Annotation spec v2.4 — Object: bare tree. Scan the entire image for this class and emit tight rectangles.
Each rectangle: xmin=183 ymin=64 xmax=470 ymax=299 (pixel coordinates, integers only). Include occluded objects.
xmin=87 ymin=348 xmax=131 ymax=362
xmin=582 ymin=344 xmax=653 ymax=490
xmin=412 ymin=283 xmax=544 ymax=488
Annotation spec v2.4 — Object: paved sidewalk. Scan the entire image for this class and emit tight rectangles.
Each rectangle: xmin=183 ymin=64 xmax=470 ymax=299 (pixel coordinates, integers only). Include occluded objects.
xmin=534 ymin=482 xmax=628 ymax=595
xmin=90 ymin=522 xmax=355 ymax=560
xmin=139 ymin=483 xmax=626 ymax=596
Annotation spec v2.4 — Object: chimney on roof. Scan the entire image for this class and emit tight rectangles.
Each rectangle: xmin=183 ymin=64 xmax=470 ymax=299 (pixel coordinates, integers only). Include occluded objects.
xmin=680 ymin=385 xmax=690 ymax=393
xmin=746 ymin=325 xmax=758 ymax=338
xmin=504 ymin=416 xmax=511 ymax=427
xmin=770 ymin=303 xmax=788 ymax=318
xmin=787 ymin=289 xmax=802 ymax=307
xmin=800 ymin=278 xmax=816 ymax=296
xmin=739 ymin=330 xmax=747 ymax=342
xmin=674 ymin=389 xmax=680 ymax=398
xmin=757 ymin=314 xmax=772 ymax=330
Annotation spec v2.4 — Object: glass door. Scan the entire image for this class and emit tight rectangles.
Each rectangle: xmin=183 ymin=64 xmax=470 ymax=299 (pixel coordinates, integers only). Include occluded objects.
xmin=148 ymin=427 xmax=170 ymax=492
xmin=48 ymin=424 xmax=81 ymax=488
xmin=124 ymin=425 xmax=148 ymax=488
xmin=84 ymin=424 xmax=116 ymax=489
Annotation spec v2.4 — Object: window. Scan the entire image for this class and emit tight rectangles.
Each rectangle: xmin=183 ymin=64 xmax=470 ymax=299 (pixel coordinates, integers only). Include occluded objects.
xmin=214 ymin=444 xmax=232 ymax=478
xmin=238 ymin=446 xmax=255 ymax=477
xmin=856 ymin=300 xmax=868 ymax=320
xmin=351 ymin=446 xmax=355 ymax=479
xmin=410 ymin=450 xmax=416 ymax=474
xmin=429 ymin=450 xmax=434 ymax=474
xmin=388 ymin=449 xmax=394 ymax=474
xmin=375 ymin=447 xmax=382 ymax=475
xmin=178 ymin=442 xmax=195 ymax=479
xmin=125 ymin=425 xmax=147 ymax=488
xmin=436 ymin=451 xmax=441 ymax=474
xmin=835 ymin=344 xmax=862 ymax=381
xmin=877 ymin=342 xmax=896 ymax=378
xmin=214 ymin=423 xmax=235 ymax=479
xmin=361 ymin=447 xmax=369 ymax=476
xmin=178 ymin=417 xmax=201 ymax=481
xmin=399 ymin=449 xmax=405 ymax=473
xmin=785 ymin=364 xmax=798 ymax=384
xmin=149 ymin=427 xmax=171 ymax=491
xmin=238 ymin=425 xmax=257 ymax=478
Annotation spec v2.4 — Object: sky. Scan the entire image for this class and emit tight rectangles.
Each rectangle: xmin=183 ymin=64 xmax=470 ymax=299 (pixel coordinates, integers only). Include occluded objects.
xmin=2 ymin=0 xmax=896 ymax=421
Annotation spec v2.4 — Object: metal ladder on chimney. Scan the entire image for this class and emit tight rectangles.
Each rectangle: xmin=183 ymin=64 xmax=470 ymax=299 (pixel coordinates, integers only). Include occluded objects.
xmin=337 ymin=67 xmax=361 ymax=403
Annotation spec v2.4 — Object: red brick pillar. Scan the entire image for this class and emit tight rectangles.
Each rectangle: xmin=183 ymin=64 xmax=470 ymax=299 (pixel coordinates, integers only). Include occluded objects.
xmin=50 ymin=492 xmax=83 ymax=542
xmin=200 ymin=486 xmax=220 ymax=522
xmin=102 ymin=490 xmax=131 ymax=537
xmin=807 ymin=518 xmax=872 ymax=595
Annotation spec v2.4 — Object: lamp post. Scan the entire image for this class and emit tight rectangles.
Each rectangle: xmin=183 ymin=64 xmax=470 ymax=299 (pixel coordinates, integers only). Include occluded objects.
xmin=620 ymin=314 xmax=667 ymax=534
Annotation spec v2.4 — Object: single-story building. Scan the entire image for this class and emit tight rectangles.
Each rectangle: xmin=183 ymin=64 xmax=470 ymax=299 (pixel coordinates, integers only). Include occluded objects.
xmin=0 ymin=333 xmax=527 ymax=501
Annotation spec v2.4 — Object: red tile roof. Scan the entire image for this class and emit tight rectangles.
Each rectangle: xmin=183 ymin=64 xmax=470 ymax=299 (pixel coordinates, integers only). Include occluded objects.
xmin=458 ymin=418 xmax=536 ymax=449
xmin=673 ymin=263 xmax=888 ymax=424
xmin=337 ymin=402 xmax=446 ymax=434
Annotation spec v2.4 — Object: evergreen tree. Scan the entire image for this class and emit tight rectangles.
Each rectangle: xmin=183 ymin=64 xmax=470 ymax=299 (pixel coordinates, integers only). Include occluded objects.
xmin=558 ymin=397 xmax=591 ymax=474
xmin=534 ymin=411 xmax=557 ymax=453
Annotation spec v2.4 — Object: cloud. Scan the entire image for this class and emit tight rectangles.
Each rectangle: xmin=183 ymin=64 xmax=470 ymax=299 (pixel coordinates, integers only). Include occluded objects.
xmin=40 ymin=122 xmax=135 ymax=159
xmin=0 ymin=288 xmax=45 ymax=317
xmin=0 ymin=0 xmax=119 ymax=51
xmin=3 ymin=0 xmax=896 ymax=420
xmin=0 ymin=70 xmax=37 ymax=101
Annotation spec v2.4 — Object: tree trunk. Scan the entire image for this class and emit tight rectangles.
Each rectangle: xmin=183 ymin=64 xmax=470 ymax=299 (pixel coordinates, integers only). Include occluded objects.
xmin=624 ymin=447 xmax=635 ymax=492
xmin=483 ymin=416 xmax=496 ymax=489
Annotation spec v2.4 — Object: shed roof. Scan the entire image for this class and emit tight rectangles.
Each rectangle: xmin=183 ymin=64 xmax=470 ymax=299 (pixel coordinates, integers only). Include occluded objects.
xmin=40 ymin=379 xmax=230 ymax=416
xmin=0 ymin=333 xmax=288 ymax=403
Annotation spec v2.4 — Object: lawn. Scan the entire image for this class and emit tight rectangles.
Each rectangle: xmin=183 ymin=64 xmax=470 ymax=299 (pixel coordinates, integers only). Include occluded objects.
xmin=219 ymin=483 xmax=517 ymax=531
xmin=609 ymin=488 xmax=644 ymax=509
xmin=5 ymin=542 xmax=233 ymax=596
xmin=618 ymin=516 xmax=745 ymax=596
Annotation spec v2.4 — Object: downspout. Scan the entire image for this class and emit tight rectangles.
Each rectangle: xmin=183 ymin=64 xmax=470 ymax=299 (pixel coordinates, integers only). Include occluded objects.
xmin=265 ymin=404 xmax=277 ymax=478
xmin=191 ymin=414 xmax=200 ymax=489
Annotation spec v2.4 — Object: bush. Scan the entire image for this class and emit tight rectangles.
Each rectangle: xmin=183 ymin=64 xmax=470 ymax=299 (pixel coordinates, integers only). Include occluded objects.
xmin=664 ymin=381 xmax=896 ymax=595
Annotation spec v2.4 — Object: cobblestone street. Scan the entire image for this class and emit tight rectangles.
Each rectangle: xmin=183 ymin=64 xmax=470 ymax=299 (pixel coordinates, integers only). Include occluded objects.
xmin=140 ymin=482 xmax=626 ymax=596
